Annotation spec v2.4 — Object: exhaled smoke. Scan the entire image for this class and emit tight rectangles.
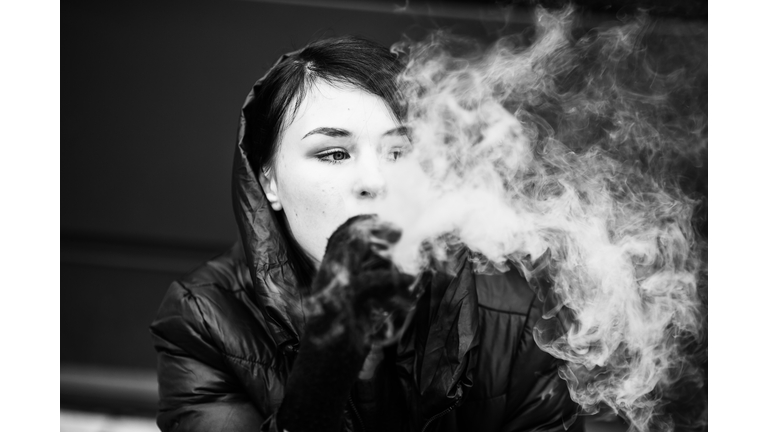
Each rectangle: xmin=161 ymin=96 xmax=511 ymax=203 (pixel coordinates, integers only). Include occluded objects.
xmin=374 ymin=6 xmax=707 ymax=432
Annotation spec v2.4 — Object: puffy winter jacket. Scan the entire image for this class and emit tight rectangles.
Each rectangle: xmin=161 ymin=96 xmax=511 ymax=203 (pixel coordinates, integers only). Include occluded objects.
xmin=149 ymin=52 xmax=584 ymax=432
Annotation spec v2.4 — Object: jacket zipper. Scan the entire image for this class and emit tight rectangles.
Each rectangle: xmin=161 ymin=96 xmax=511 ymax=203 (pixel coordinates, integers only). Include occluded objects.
xmin=420 ymin=398 xmax=461 ymax=432
xmin=348 ymin=395 xmax=367 ymax=432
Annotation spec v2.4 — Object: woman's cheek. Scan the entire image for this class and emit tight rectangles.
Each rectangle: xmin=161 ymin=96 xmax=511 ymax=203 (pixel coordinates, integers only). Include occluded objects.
xmin=277 ymin=157 xmax=352 ymax=257
xmin=290 ymin=181 xmax=349 ymax=261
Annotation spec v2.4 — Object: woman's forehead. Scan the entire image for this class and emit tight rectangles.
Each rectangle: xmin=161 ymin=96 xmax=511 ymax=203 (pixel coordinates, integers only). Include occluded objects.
xmin=287 ymin=81 xmax=399 ymax=134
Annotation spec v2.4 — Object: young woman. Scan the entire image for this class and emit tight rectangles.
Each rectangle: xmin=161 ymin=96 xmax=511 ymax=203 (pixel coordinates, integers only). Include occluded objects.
xmin=150 ymin=36 xmax=583 ymax=432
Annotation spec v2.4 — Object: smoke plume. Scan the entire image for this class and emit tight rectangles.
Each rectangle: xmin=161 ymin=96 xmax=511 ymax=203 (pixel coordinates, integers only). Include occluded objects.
xmin=374 ymin=6 xmax=707 ymax=432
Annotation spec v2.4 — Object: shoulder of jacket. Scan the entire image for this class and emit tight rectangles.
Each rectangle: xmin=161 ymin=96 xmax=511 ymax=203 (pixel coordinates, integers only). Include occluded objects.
xmin=150 ymin=249 xmax=280 ymax=370
xmin=176 ymin=244 xmax=251 ymax=293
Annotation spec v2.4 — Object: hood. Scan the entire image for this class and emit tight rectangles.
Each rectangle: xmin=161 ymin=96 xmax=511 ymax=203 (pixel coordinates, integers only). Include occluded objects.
xmin=232 ymin=50 xmax=305 ymax=350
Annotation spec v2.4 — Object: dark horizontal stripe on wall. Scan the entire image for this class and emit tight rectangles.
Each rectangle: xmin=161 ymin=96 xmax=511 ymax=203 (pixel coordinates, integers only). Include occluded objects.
xmin=245 ymin=0 xmax=707 ymax=25
xmin=244 ymin=0 xmax=532 ymax=23
xmin=61 ymin=232 xmax=232 ymax=275
xmin=61 ymin=365 xmax=159 ymax=417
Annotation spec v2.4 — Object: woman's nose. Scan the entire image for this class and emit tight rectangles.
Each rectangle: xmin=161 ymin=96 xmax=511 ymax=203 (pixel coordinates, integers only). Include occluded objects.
xmin=352 ymin=152 xmax=386 ymax=199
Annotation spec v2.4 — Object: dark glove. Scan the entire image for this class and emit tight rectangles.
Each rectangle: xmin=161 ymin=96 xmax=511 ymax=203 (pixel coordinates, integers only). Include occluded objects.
xmin=308 ymin=214 xmax=418 ymax=347
xmin=277 ymin=215 xmax=417 ymax=432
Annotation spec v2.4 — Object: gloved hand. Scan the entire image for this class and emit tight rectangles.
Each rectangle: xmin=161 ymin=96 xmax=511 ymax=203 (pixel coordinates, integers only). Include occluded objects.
xmin=276 ymin=215 xmax=418 ymax=432
xmin=306 ymin=214 xmax=418 ymax=349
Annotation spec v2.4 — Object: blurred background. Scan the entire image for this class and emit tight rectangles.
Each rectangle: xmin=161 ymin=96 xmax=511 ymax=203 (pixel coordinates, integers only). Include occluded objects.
xmin=61 ymin=1 xmax=706 ymax=430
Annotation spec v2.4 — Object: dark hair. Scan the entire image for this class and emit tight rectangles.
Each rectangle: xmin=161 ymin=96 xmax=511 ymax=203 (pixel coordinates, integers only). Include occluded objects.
xmin=243 ymin=35 xmax=404 ymax=289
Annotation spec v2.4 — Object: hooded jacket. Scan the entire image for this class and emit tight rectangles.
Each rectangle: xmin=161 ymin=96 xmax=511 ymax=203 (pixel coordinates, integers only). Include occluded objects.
xmin=150 ymin=52 xmax=584 ymax=432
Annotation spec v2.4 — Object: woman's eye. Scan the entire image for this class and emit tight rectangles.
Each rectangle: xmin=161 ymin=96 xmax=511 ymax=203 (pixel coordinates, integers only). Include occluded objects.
xmin=388 ymin=147 xmax=410 ymax=162
xmin=317 ymin=150 xmax=350 ymax=164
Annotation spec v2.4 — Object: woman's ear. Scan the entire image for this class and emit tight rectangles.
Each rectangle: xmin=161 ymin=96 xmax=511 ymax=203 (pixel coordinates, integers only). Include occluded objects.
xmin=258 ymin=167 xmax=283 ymax=211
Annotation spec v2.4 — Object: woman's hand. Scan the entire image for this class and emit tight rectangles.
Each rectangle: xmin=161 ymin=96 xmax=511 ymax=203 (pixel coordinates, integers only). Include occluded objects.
xmin=277 ymin=215 xmax=417 ymax=432
xmin=306 ymin=214 xmax=418 ymax=349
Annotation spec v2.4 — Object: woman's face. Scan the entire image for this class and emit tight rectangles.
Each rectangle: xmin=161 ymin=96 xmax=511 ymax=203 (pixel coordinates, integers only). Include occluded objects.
xmin=261 ymin=80 xmax=410 ymax=266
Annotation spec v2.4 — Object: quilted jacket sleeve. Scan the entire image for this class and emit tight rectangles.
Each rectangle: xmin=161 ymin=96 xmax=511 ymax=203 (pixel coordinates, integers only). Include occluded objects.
xmin=150 ymin=281 xmax=279 ymax=432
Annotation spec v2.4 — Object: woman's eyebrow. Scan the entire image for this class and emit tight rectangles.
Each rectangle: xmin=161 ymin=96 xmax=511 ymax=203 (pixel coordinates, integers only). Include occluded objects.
xmin=302 ymin=127 xmax=350 ymax=140
xmin=383 ymin=126 xmax=409 ymax=137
